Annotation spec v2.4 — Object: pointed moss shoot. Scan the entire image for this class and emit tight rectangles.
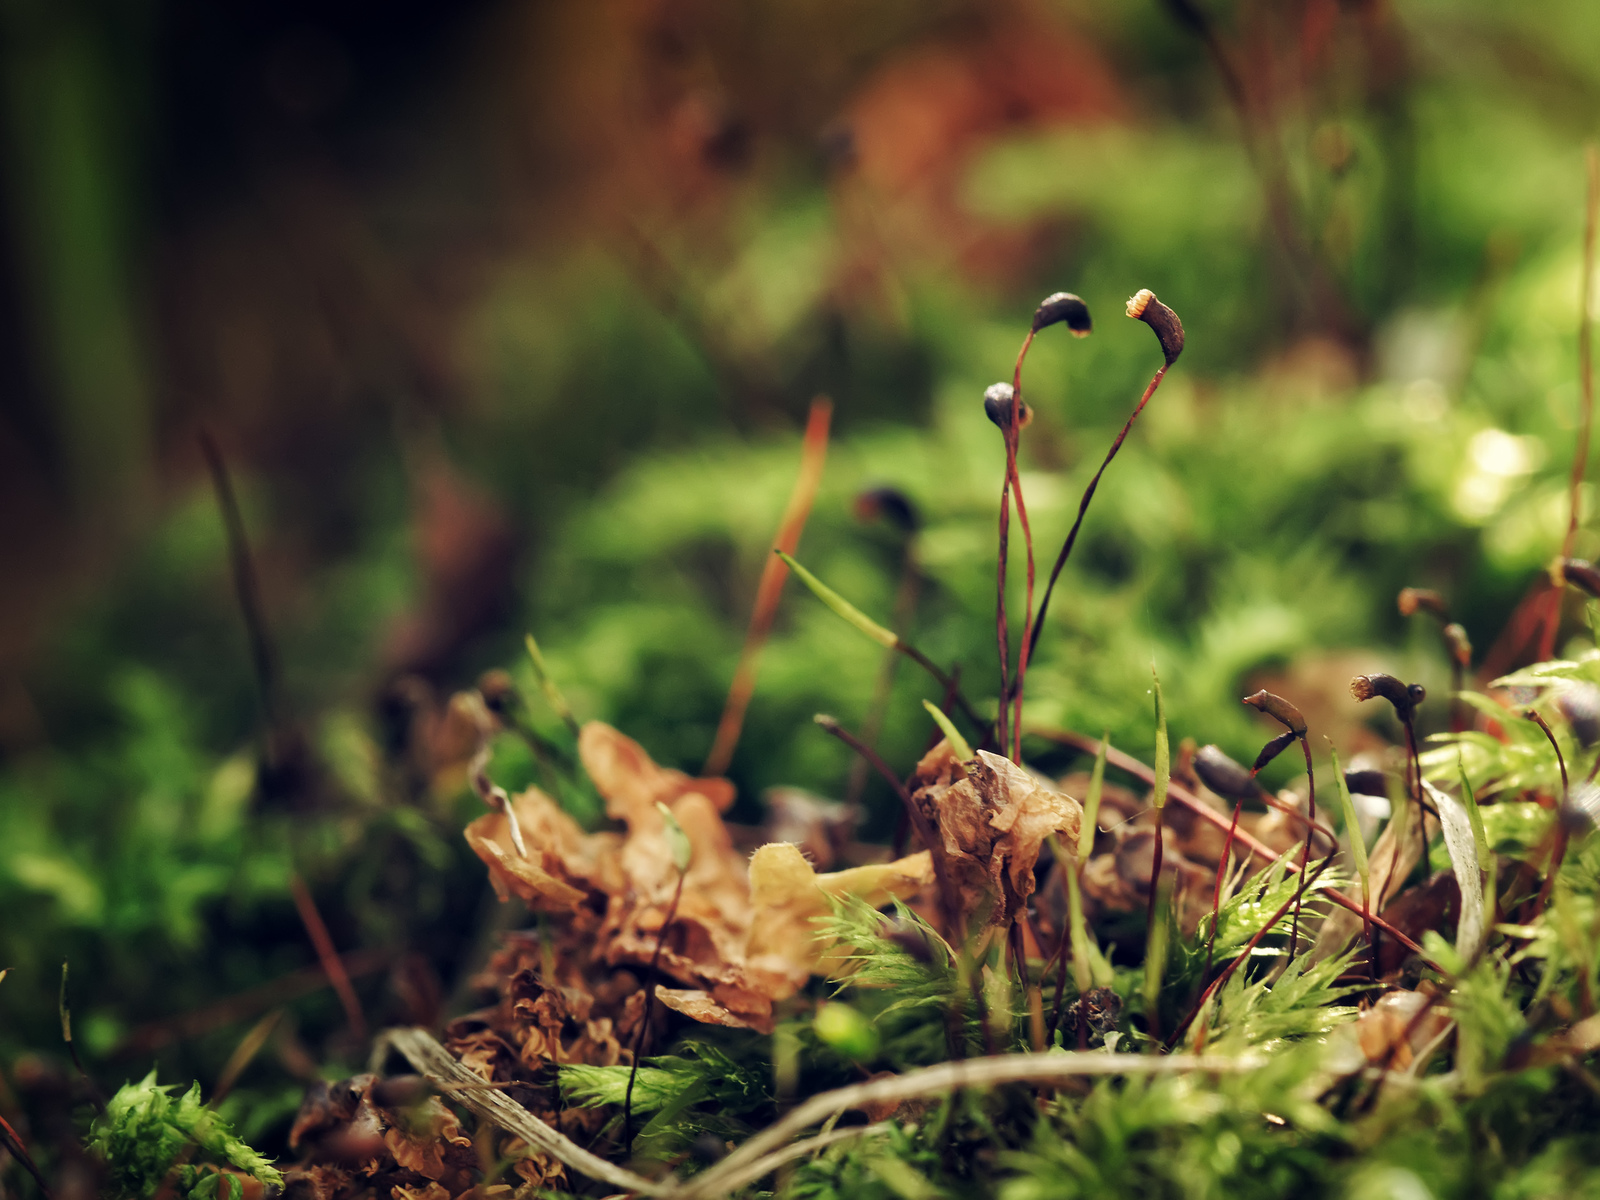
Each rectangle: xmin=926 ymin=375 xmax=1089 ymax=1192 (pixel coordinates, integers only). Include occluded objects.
xmin=997 ymin=291 xmax=1094 ymax=763
xmin=780 ymin=550 xmax=987 ymax=734
xmin=1145 ymin=666 xmax=1171 ymax=1002
xmin=1241 ymin=689 xmax=1317 ymax=957
xmin=525 ymin=632 xmax=580 ymax=737
xmin=922 ymin=699 xmax=973 ymax=762
xmin=1025 ymin=290 xmax=1183 ymax=672
xmin=1056 ymin=733 xmax=1112 ymax=1040
xmin=1329 ymin=741 xmax=1374 ymax=963
xmin=624 ymin=802 xmax=693 ymax=1149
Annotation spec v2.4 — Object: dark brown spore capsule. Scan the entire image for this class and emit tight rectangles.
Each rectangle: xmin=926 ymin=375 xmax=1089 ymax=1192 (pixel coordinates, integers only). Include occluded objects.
xmin=1344 ymin=768 xmax=1390 ymax=797
xmin=1442 ymin=623 xmax=1472 ymax=668
xmin=1559 ymin=684 xmax=1600 ymax=748
xmin=854 ymin=485 xmax=921 ymax=534
xmin=1032 ymin=291 xmax=1093 ymax=336
xmin=1194 ymin=744 xmax=1259 ymax=800
xmin=1349 ymin=673 xmax=1424 ymax=721
xmin=1397 ymin=587 xmax=1450 ymax=621
xmin=1126 ymin=289 xmax=1185 ymax=366
xmin=1241 ymin=689 xmax=1307 ymax=735
xmin=983 ymin=382 xmax=1032 ymax=430
xmin=1250 ymin=729 xmax=1299 ymax=775
xmin=1561 ymin=558 xmax=1600 ymax=599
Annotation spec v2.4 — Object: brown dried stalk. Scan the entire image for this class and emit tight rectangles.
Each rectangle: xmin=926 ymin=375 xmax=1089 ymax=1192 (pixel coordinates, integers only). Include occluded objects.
xmin=1539 ymin=146 xmax=1600 ymax=660
xmin=1026 ymin=728 xmax=1443 ymax=971
xmin=704 ymin=398 xmax=833 ymax=775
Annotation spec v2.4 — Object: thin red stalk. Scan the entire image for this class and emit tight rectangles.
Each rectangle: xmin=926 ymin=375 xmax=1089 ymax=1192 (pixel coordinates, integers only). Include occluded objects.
xmin=1540 ymin=147 xmax=1600 ymax=660
xmin=289 ymin=875 xmax=367 ymax=1041
xmin=995 ymin=479 xmax=1012 ymax=756
xmin=624 ymin=869 xmax=685 ymax=1149
xmin=814 ymin=717 xmax=962 ymax=944
xmin=1026 ymin=365 xmax=1169 ymax=670
xmin=1202 ymin=800 xmax=1244 ymax=986
xmin=1145 ymin=810 xmax=1167 ymax=938
xmin=1170 ymin=853 xmax=1337 ymax=1049
xmin=1288 ymin=737 xmax=1317 ymax=960
xmin=1009 ymin=332 xmax=1038 ymax=764
xmin=0 ymin=1113 xmax=51 ymax=1200
xmin=1025 ymin=728 xmax=1444 ymax=971
xmin=1529 ymin=709 xmax=1572 ymax=918
xmin=704 ymin=398 xmax=832 ymax=775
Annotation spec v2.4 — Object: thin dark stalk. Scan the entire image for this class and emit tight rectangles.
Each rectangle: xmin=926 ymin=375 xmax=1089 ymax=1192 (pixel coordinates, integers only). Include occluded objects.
xmin=0 ymin=1113 xmax=52 ymax=1200
xmin=1541 ymin=146 xmax=1599 ymax=660
xmin=1288 ymin=738 xmax=1318 ymax=959
xmin=289 ymin=875 xmax=367 ymax=1040
xmin=1202 ymin=800 xmax=1244 ymax=986
xmin=995 ymin=479 xmax=1013 ymax=756
xmin=199 ymin=430 xmax=280 ymax=735
xmin=1170 ymin=854 xmax=1337 ymax=1050
xmin=1528 ymin=710 xmax=1573 ymax=918
xmin=1025 ymin=728 xmax=1445 ymax=972
xmin=704 ymin=399 xmax=832 ymax=776
xmin=1008 ymin=335 xmax=1039 ymax=765
xmin=895 ymin=643 xmax=990 ymax=737
xmin=1145 ymin=811 xmax=1166 ymax=945
xmin=624 ymin=869 xmax=685 ymax=1151
xmin=1026 ymin=365 xmax=1169 ymax=671
xmin=814 ymin=716 xmax=961 ymax=943
xmin=58 ymin=962 xmax=106 ymax=1115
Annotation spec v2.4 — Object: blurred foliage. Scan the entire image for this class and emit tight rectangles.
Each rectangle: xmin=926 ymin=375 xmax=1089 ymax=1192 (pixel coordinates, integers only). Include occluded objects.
xmin=5 ymin=0 xmax=1600 ymax=1194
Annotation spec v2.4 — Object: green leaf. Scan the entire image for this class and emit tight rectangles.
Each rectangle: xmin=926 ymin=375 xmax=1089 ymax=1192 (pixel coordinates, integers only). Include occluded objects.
xmin=776 ymin=550 xmax=898 ymax=649
xmin=655 ymin=801 xmax=693 ymax=873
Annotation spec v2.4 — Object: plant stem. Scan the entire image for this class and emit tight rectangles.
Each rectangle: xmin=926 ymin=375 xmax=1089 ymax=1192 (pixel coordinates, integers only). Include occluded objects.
xmin=624 ymin=868 xmax=685 ymax=1151
xmin=1169 ymin=853 xmax=1337 ymax=1049
xmin=1540 ymin=145 xmax=1599 ymax=660
xmin=1025 ymin=728 xmax=1444 ymax=971
xmin=1288 ymin=736 xmax=1317 ymax=960
xmin=704 ymin=398 xmax=831 ymax=776
xmin=814 ymin=716 xmax=963 ymax=943
xmin=1025 ymin=364 xmax=1169 ymax=672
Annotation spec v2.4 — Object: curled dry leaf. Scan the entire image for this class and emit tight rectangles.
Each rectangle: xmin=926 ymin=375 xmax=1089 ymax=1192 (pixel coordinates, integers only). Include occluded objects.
xmin=464 ymin=722 xmax=933 ymax=1034
xmin=285 ymin=1075 xmax=476 ymax=1200
xmin=910 ymin=742 xmax=1081 ymax=930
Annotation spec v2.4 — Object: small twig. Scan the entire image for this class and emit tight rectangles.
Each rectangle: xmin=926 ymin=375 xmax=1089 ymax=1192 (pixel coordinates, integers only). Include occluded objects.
xmin=289 ymin=875 xmax=367 ymax=1041
xmin=198 ymin=429 xmax=281 ymax=737
xmin=814 ymin=715 xmax=961 ymax=937
xmin=58 ymin=962 xmax=106 ymax=1115
xmin=688 ymin=1122 xmax=892 ymax=1199
xmin=384 ymin=1027 xmax=669 ymax=1196
xmin=0 ymin=1112 xmax=53 ymax=1199
xmin=704 ymin=399 xmax=832 ymax=775
xmin=624 ymin=868 xmax=686 ymax=1150
xmin=1170 ymin=854 xmax=1338 ymax=1049
xmin=1026 ymin=363 xmax=1170 ymax=671
xmin=1025 ymin=728 xmax=1444 ymax=971
xmin=1540 ymin=146 xmax=1600 ymax=660
xmin=675 ymin=1050 xmax=1264 ymax=1200
xmin=1527 ymin=710 xmax=1573 ymax=919
xmin=210 ymin=1009 xmax=284 ymax=1106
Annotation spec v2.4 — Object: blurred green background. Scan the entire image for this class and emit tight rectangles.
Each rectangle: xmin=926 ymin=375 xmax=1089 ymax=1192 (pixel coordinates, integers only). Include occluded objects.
xmin=2 ymin=0 xmax=1598 ymax=1167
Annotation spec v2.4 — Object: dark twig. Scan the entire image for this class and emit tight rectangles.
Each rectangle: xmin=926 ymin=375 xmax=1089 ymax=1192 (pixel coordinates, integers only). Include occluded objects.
xmin=198 ymin=429 xmax=282 ymax=738
xmin=289 ymin=875 xmax=367 ymax=1041
xmin=59 ymin=962 xmax=106 ymax=1115
xmin=705 ymin=399 xmax=832 ymax=776
xmin=1528 ymin=710 xmax=1573 ymax=919
xmin=624 ymin=869 xmax=685 ymax=1150
xmin=0 ymin=1113 xmax=52 ymax=1200
xmin=1025 ymin=728 xmax=1443 ymax=971
xmin=1171 ymin=853 xmax=1338 ymax=1050
xmin=1026 ymin=292 xmax=1181 ymax=670
xmin=1540 ymin=146 xmax=1600 ymax=660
